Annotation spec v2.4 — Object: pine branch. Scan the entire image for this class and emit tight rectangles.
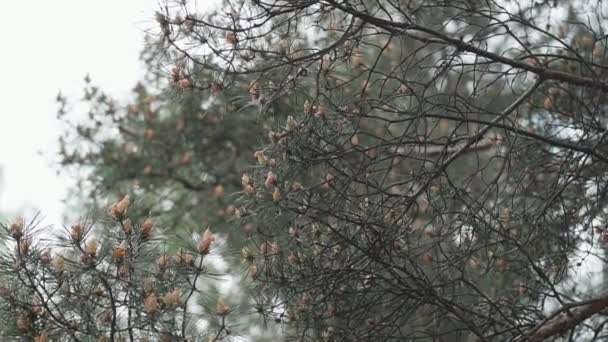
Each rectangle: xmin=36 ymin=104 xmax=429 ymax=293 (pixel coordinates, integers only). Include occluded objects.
xmin=525 ymin=292 xmax=608 ymax=342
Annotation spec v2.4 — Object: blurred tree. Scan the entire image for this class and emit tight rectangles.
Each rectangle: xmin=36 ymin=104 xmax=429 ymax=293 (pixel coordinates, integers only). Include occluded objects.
xmin=54 ymin=34 xmax=288 ymax=340
xmin=152 ymin=0 xmax=608 ymax=341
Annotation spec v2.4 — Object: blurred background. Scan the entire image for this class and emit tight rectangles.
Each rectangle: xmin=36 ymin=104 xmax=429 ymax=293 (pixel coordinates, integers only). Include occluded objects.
xmin=0 ymin=0 xmax=155 ymax=223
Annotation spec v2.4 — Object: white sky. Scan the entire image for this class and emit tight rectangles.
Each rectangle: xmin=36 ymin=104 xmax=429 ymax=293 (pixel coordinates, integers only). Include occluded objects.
xmin=0 ymin=1 xmax=157 ymax=225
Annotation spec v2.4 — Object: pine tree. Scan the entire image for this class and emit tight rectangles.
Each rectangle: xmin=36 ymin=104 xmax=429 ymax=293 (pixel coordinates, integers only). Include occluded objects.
xmin=53 ymin=34 xmax=289 ymax=340
xmin=3 ymin=0 xmax=608 ymax=340
xmin=0 ymin=199 xmax=237 ymax=341
xmin=156 ymin=0 xmax=608 ymax=340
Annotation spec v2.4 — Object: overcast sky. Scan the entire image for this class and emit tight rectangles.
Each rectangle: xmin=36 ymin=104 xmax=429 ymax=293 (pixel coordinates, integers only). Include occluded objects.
xmin=0 ymin=1 xmax=157 ymax=225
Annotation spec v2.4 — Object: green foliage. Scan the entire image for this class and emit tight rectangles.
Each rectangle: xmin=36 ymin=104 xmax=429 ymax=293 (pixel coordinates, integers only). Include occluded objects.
xmin=151 ymin=0 xmax=608 ymax=340
xmin=0 ymin=207 xmax=239 ymax=341
xmin=3 ymin=0 xmax=608 ymax=340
